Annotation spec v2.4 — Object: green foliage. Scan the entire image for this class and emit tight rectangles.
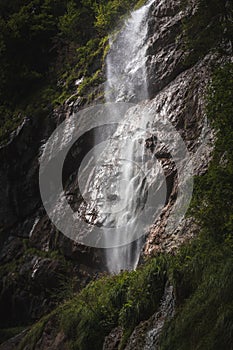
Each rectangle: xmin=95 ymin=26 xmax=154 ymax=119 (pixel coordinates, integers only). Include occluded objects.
xmin=0 ymin=0 xmax=141 ymax=143
xmin=207 ymin=64 xmax=233 ymax=155
xmin=16 ymin=61 xmax=233 ymax=350
xmin=160 ymin=239 xmax=233 ymax=350
xmin=0 ymin=0 xmax=66 ymax=143
xmin=18 ymin=256 xmax=167 ymax=350
xmin=134 ymin=0 xmax=146 ymax=10
xmin=159 ymin=63 xmax=233 ymax=349
xmin=0 ymin=326 xmax=26 ymax=344
xmin=190 ymin=63 xmax=233 ymax=240
xmin=3 ymin=2 xmax=233 ymax=349
xmin=182 ymin=0 xmax=233 ymax=66
xmin=60 ymin=257 xmax=166 ymax=350
xmin=18 ymin=316 xmax=50 ymax=350
xmin=118 ymin=258 xmax=167 ymax=330
xmin=80 ymin=0 xmax=145 ymax=35
xmin=58 ymin=1 xmax=95 ymax=44
xmin=0 ymin=0 xmax=62 ymax=104
xmin=94 ymin=0 xmax=132 ymax=33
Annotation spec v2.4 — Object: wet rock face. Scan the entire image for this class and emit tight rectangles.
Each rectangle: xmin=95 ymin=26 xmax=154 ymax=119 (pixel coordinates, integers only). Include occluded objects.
xmin=0 ymin=238 xmax=68 ymax=328
xmin=0 ymin=104 xmax=105 ymax=329
xmin=0 ymin=111 xmax=58 ymax=231
xmin=0 ymin=0 xmax=230 ymax=340
xmin=0 ymin=112 xmax=62 ymax=326
xmin=102 ymin=285 xmax=175 ymax=350
xmin=146 ymin=0 xmax=194 ymax=97
xmin=143 ymin=55 xmax=215 ymax=256
xmin=103 ymin=327 xmax=123 ymax=350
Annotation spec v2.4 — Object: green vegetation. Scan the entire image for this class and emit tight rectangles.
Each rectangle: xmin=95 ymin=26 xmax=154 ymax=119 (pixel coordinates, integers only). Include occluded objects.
xmin=0 ymin=0 xmax=145 ymax=144
xmin=182 ymin=0 xmax=233 ymax=66
xmin=159 ymin=63 xmax=233 ymax=350
xmin=190 ymin=63 xmax=233 ymax=238
xmin=17 ymin=62 xmax=233 ymax=349
xmin=0 ymin=327 xmax=26 ymax=344
xmin=0 ymin=241 xmax=76 ymax=338
xmin=1 ymin=0 xmax=233 ymax=348
xmin=18 ymin=316 xmax=51 ymax=350
xmin=161 ymin=239 xmax=233 ymax=349
xmin=18 ymin=256 xmax=167 ymax=350
xmin=3 ymin=0 xmax=231 ymax=143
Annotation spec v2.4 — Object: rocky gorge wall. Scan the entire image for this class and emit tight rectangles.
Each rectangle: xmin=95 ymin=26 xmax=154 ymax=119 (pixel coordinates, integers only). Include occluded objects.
xmin=0 ymin=0 xmax=232 ymax=348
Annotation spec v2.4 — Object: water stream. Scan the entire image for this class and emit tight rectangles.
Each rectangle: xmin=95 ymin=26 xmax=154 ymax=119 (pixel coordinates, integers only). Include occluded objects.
xmin=105 ymin=0 xmax=155 ymax=103
xmin=101 ymin=0 xmax=156 ymax=273
xmin=144 ymin=284 xmax=175 ymax=349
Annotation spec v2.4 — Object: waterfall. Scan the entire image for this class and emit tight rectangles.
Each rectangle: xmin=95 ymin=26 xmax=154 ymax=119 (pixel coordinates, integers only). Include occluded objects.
xmin=101 ymin=0 xmax=156 ymax=273
xmin=39 ymin=0 xmax=170 ymax=275
xmin=39 ymin=0 xmax=194 ymax=275
xmin=105 ymin=0 xmax=155 ymax=103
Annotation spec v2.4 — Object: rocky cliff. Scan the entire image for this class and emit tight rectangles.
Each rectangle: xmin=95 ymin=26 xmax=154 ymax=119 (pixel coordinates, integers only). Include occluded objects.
xmin=0 ymin=0 xmax=233 ymax=349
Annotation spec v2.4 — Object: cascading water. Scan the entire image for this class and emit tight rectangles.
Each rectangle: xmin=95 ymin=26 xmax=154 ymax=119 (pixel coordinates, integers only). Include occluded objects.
xmin=39 ymin=0 xmax=195 ymax=275
xmin=40 ymin=0 xmax=193 ymax=275
xmin=101 ymin=0 xmax=156 ymax=273
xmin=79 ymin=0 xmax=157 ymax=274
xmin=40 ymin=0 xmax=202 ymax=273
xmin=105 ymin=0 xmax=155 ymax=103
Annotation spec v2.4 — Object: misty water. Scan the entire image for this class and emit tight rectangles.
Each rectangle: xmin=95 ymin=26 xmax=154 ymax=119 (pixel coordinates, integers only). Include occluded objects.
xmin=101 ymin=0 xmax=157 ymax=273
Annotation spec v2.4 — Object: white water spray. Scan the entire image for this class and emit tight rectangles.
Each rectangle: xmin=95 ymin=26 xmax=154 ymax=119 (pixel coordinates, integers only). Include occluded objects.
xmin=102 ymin=0 xmax=156 ymax=273
xmin=105 ymin=0 xmax=155 ymax=103
xmin=39 ymin=0 xmax=194 ymax=275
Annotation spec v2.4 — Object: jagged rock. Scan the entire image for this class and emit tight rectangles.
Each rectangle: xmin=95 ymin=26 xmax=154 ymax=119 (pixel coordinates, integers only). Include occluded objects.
xmin=30 ymin=318 xmax=68 ymax=350
xmin=0 ymin=101 xmax=106 ymax=330
xmin=124 ymin=285 xmax=175 ymax=350
xmin=146 ymin=0 xmax=188 ymax=97
xmin=0 ymin=237 xmax=24 ymax=264
xmin=103 ymin=327 xmax=123 ymax=350
xmin=0 ymin=251 xmax=69 ymax=328
xmin=0 ymin=0 xmax=232 ymax=346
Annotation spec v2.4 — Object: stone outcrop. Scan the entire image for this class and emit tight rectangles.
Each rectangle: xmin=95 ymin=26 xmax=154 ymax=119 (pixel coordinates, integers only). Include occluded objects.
xmin=0 ymin=0 xmax=232 ymax=347
xmin=0 ymin=104 xmax=104 ymax=328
